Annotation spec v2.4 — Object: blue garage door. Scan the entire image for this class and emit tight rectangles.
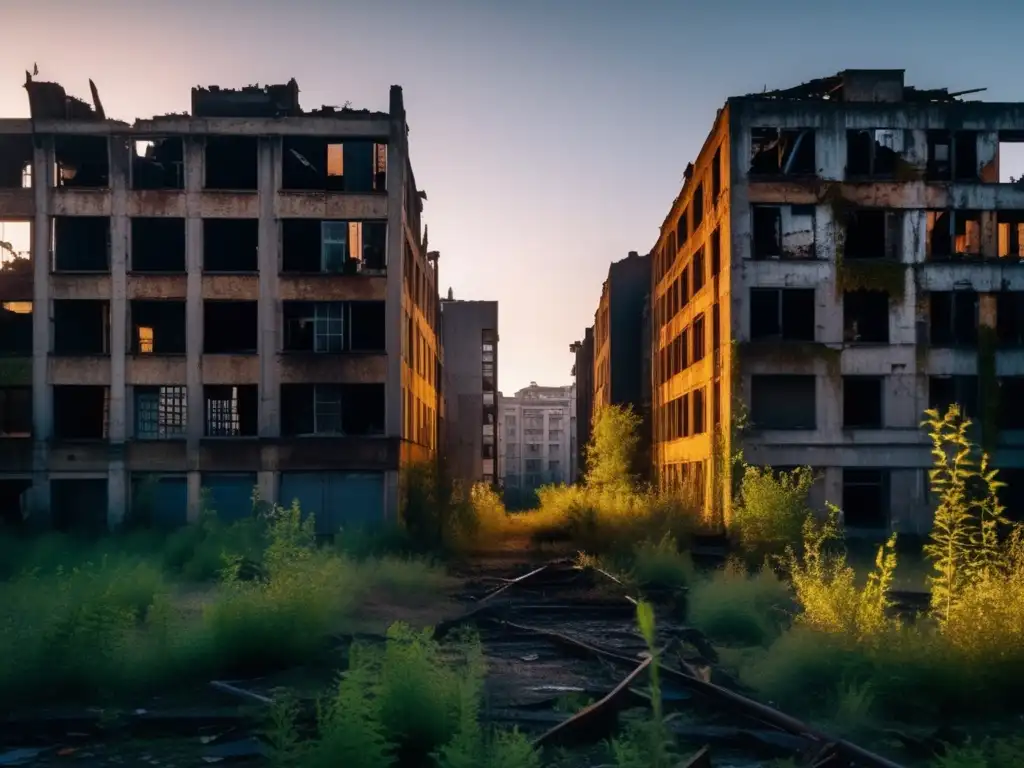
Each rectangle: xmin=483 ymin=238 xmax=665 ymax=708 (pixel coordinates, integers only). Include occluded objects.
xmin=278 ymin=472 xmax=384 ymax=535
xmin=201 ymin=473 xmax=258 ymax=522
xmin=131 ymin=474 xmax=188 ymax=528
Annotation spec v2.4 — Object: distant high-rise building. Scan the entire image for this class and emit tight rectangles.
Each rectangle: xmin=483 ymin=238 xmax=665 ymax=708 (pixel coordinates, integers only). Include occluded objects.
xmin=498 ymin=383 xmax=575 ymax=505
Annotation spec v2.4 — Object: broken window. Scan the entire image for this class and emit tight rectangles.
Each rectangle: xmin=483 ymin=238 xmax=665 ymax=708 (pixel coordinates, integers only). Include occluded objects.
xmin=693 ymin=387 xmax=706 ymax=434
xmin=692 ymin=314 xmax=706 ymax=362
xmin=53 ymin=385 xmax=108 ymax=439
xmin=844 ymin=210 xmax=901 ymax=260
xmin=132 ymin=139 xmax=184 ymax=190
xmin=750 ymin=288 xmax=815 ymax=341
xmin=130 ymin=300 xmax=186 ymax=355
xmin=997 ymin=292 xmax=1024 ymax=346
xmin=997 ymin=212 xmax=1024 ymax=259
xmin=712 ymin=148 xmax=722 ymax=200
xmin=997 ymin=132 xmax=1024 ymax=184
xmin=131 ymin=218 xmax=186 ymax=272
xmin=205 ymin=137 xmax=258 ymax=190
xmin=693 ymin=183 xmax=704 ymax=230
xmin=282 ymin=300 xmax=386 ymax=353
xmin=929 ymin=291 xmax=978 ymax=346
xmin=843 ymin=291 xmax=889 ymax=343
xmin=281 ymin=219 xmax=387 ymax=273
xmin=54 ymin=136 xmax=109 ymax=188
xmin=927 ymin=210 xmax=981 ymax=260
xmin=750 ymin=374 xmax=816 ymax=429
xmin=846 ymin=129 xmax=904 ymax=178
xmin=749 ymin=128 xmax=815 ymax=176
xmin=281 ymin=139 xmax=388 ymax=192
xmin=0 ymin=387 xmax=31 ymax=436
xmin=0 ymin=301 xmax=32 ymax=355
xmin=204 ymin=301 xmax=258 ymax=354
xmin=204 ymin=385 xmax=258 ymax=437
xmin=53 ymin=300 xmax=109 ymax=355
xmin=926 ymin=130 xmax=979 ymax=181
xmin=0 ymin=135 xmax=33 ymax=189
xmin=203 ymin=219 xmax=259 ymax=272
xmin=711 ymin=227 xmax=721 ymax=276
xmin=751 ymin=205 xmax=816 ymax=260
xmin=842 ymin=469 xmax=889 ymax=529
xmin=134 ymin=385 xmax=187 ymax=439
xmin=676 ymin=210 xmax=688 ymax=249
xmin=929 ymin=376 xmax=979 ymax=420
xmin=843 ymin=376 xmax=884 ymax=429
xmin=280 ymin=383 xmax=385 ymax=435
xmin=53 ymin=216 xmax=110 ymax=272
xmin=692 ymin=248 xmax=706 ymax=293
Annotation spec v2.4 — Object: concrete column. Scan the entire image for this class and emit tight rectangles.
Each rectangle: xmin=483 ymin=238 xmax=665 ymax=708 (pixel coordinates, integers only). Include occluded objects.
xmin=29 ymin=137 xmax=53 ymax=527
xmin=185 ymin=138 xmax=204 ymax=521
xmin=257 ymin=137 xmax=281 ymax=507
xmin=108 ymin=137 xmax=131 ymax=527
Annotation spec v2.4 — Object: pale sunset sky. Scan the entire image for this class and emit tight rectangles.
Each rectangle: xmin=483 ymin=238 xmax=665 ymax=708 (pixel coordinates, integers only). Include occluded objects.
xmin=3 ymin=0 xmax=1024 ymax=393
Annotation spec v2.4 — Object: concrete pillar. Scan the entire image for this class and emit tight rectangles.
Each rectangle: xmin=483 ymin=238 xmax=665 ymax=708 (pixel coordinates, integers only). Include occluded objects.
xmin=185 ymin=137 xmax=205 ymax=522
xmin=257 ymin=470 xmax=276 ymax=509
xmin=29 ymin=137 xmax=53 ymax=527
xmin=257 ymin=137 xmax=281 ymax=507
xmin=108 ymin=137 xmax=131 ymax=527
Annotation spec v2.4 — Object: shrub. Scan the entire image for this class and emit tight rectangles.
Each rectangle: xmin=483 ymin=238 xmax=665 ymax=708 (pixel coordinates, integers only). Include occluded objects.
xmin=586 ymin=404 xmax=642 ymax=493
xmin=162 ymin=511 xmax=267 ymax=581
xmin=687 ymin=559 xmax=791 ymax=646
xmin=630 ymin=534 xmax=694 ymax=590
xmin=733 ymin=465 xmax=814 ymax=559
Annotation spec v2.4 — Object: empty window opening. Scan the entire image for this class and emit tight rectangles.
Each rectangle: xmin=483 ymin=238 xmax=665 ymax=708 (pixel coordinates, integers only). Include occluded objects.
xmin=204 ymin=301 xmax=258 ymax=354
xmin=926 ymin=130 xmax=979 ymax=182
xmin=997 ymin=468 xmax=1024 ymax=523
xmin=132 ymin=138 xmax=184 ymax=190
xmin=0 ymin=300 xmax=32 ymax=355
xmin=927 ymin=210 xmax=981 ymax=260
xmin=751 ymin=374 xmax=816 ymax=429
xmin=750 ymin=128 xmax=815 ymax=176
xmin=54 ymin=135 xmax=109 ymax=188
xmin=51 ymin=478 xmax=108 ymax=534
xmin=282 ymin=138 xmax=388 ymax=192
xmin=0 ymin=221 xmax=33 ymax=303
xmin=280 ymin=383 xmax=386 ymax=435
xmin=997 ymin=292 xmax=1024 ymax=346
xmin=997 ymin=132 xmax=1024 ymax=184
xmin=692 ymin=314 xmax=706 ymax=362
xmin=693 ymin=183 xmax=704 ymax=230
xmin=692 ymin=248 xmax=706 ymax=293
xmin=203 ymin=219 xmax=259 ymax=272
xmin=53 ymin=216 xmax=110 ymax=272
xmin=752 ymin=205 xmax=816 ymax=260
xmin=693 ymin=387 xmax=706 ymax=434
xmin=131 ymin=300 xmax=185 ymax=355
xmin=711 ymin=227 xmax=721 ymax=275
xmin=204 ymin=385 xmax=258 ymax=437
xmin=929 ymin=376 xmax=979 ymax=420
xmin=930 ymin=290 xmax=978 ymax=346
xmin=997 ymin=377 xmax=1024 ymax=430
xmin=712 ymin=148 xmax=722 ymax=200
xmin=53 ymin=300 xmax=109 ymax=355
xmin=350 ymin=301 xmax=387 ymax=351
xmin=846 ymin=129 xmax=904 ymax=177
xmin=842 ymin=469 xmax=889 ymax=529
xmin=0 ymin=477 xmax=31 ymax=526
xmin=0 ymin=135 xmax=33 ymax=189
xmin=676 ymin=209 xmax=688 ymax=249
xmin=281 ymin=219 xmax=387 ymax=273
xmin=0 ymin=387 xmax=31 ymax=436
xmin=843 ymin=291 xmax=889 ymax=343
xmin=204 ymin=136 xmax=258 ymax=190
xmin=843 ymin=376 xmax=884 ymax=429
xmin=712 ymin=301 xmax=721 ymax=352
xmin=134 ymin=385 xmax=187 ymax=439
xmin=130 ymin=473 xmax=188 ymax=529
xmin=845 ymin=210 xmax=901 ymax=260
xmin=53 ymin=385 xmax=108 ymax=439
xmin=997 ymin=211 xmax=1024 ymax=259
xmin=750 ymin=288 xmax=815 ymax=341
xmin=131 ymin=218 xmax=186 ymax=272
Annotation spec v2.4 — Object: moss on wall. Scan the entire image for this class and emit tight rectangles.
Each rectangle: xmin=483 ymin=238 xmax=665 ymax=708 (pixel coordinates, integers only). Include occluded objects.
xmin=835 ymin=256 xmax=908 ymax=301
xmin=738 ymin=339 xmax=841 ymax=382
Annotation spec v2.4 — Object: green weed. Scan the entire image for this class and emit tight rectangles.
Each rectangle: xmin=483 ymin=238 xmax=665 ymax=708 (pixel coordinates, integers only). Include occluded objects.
xmin=687 ymin=559 xmax=791 ymax=646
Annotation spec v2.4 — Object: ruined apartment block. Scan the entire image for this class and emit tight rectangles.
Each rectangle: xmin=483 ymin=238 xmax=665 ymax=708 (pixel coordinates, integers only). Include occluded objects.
xmin=653 ymin=69 xmax=1024 ymax=534
xmin=0 ymin=75 xmax=441 ymax=531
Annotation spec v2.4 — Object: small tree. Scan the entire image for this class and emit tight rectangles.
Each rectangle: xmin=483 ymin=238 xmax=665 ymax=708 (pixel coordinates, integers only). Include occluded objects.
xmin=733 ymin=465 xmax=814 ymax=558
xmin=585 ymin=404 xmax=641 ymax=494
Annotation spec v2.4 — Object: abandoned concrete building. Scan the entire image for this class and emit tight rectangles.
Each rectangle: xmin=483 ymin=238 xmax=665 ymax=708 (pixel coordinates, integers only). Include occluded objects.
xmin=651 ymin=68 xmax=1024 ymax=534
xmin=0 ymin=76 xmax=441 ymax=531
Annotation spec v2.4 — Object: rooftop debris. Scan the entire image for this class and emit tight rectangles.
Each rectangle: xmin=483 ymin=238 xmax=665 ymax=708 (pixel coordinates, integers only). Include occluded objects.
xmin=743 ymin=71 xmax=987 ymax=103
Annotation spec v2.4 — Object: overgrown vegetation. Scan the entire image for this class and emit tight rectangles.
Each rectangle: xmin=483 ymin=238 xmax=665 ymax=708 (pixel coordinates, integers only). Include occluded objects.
xmin=732 ymin=465 xmax=815 ymax=560
xmin=0 ymin=502 xmax=447 ymax=708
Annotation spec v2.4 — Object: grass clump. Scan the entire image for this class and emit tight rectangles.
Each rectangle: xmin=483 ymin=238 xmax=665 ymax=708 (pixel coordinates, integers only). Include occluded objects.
xmin=687 ymin=559 xmax=791 ymax=646
xmin=630 ymin=533 xmax=694 ymax=590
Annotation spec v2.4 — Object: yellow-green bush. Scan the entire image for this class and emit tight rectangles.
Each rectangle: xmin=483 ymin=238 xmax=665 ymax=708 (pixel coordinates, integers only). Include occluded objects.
xmin=687 ymin=559 xmax=791 ymax=646
xmin=732 ymin=465 xmax=814 ymax=559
